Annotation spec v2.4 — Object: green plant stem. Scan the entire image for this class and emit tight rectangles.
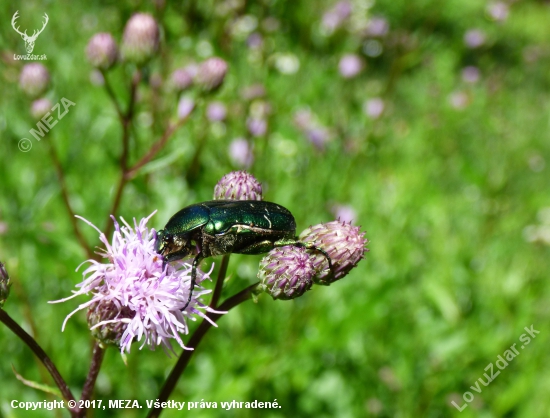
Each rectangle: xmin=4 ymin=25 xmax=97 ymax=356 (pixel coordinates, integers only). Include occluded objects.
xmin=46 ymin=141 xmax=94 ymax=260
xmin=210 ymin=255 xmax=230 ymax=309
xmin=0 ymin=309 xmax=78 ymax=416
xmin=185 ymin=106 xmax=208 ymax=186
xmin=147 ymin=282 xmax=259 ymax=418
xmin=103 ymin=70 xmax=140 ymax=239
xmin=101 ymin=71 xmax=124 ymax=123
xmin=76 ymin=341 xmax=105 ymax=418
xmin=125 ymin=116 xmax=189 ymax=179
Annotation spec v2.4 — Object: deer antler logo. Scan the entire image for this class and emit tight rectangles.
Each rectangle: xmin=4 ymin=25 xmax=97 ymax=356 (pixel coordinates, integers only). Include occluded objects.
xmin=11 ymin=11 xmax=49 ymax=54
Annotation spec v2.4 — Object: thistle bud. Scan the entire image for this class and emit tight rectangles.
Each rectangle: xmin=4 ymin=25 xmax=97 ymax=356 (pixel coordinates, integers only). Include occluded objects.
xmin=257 ymin=246 xmax=315 ymax=300
xmin=170 ymin=68 xmax=193 ymax=92
xmin=213 ymin=171 xmax=262 ymax=201
xmin=30 ymin=98 xmax=52 ymax=119
xmin=86 ymin=33 xmax=118 ymax=70
xmin=0 ymin=262 xmax=11 ymax=308
xmin=299 ymin=220 xmax=368 ymax=284
xmin=121 ymin=13 xmax=160 ymax=64
xmin=19 ymin=63 xmax=50 ymax=97
xmin=87 ymin=300 xmax=134 ymax=348
xmin=195 ymin=57 xmax=228 ymax=92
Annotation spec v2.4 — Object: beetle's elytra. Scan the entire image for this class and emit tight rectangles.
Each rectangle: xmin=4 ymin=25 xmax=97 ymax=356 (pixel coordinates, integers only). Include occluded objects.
xmin=156 ymin=200 xmax=332 ymax=310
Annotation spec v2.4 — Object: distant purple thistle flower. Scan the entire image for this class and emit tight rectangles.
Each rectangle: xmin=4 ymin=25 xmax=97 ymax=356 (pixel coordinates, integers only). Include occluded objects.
xmin=338 ymin=54 xmax=363 ymax=79
xmin=364 ymin=17 xmax=389 ymax=37
xmin=321 ymin=1 xmax=352 ymax=33
xmin=363 ymin=98 xmax=385 ymax=119
xmin=487 ymin=2 xmax=509 ymax=22
xmin=246 ymin=117 xmax=267 ymax=137
xmin=449 ymin=91 xmax=469 ymax=110
xmin=206 ymin=101 xmax=227 ymax=122
xmin=177 ymin=96 xmax=195 ymax=120
xmin=257 ymin=246 xmax=315 ymax=300
xmin=299 ymin=220 xmax=368 ymax=285
xmin=247 ymin=32 xmax=264 ymax=50
xmin=90 ymin=70 xmax=105 ymax=86
xmin=51 ymin=212 xmax=218 ymax=354
xmin=305 ymin=127 xmax=331 ymax=150
xmin=293 ymin=109 xmax=313 ymax=130
xmin=19 ymin=63 xmax=50 ymax=97
xmin=331 ymin=204 xmax=357 ymax=224
xmin=241 ymin=84 xmax=266 ymax=101
xmin=229 ymin=138 xmax=254 ymax=169
xmin=121 ymin=13 xmax=160 ymax=64
xmin=250 ymin=100 xmax=272 ymax=119
xmin=86 ymin=33 xmax=118 ymax=70
xmin=461 ymin=66 xmax=480 ymax=83
xmin=31 ymin=98 xmax=52 ymax=119
xmin=464 ymin=29 xmax=486 ymax=49
xmin=213 ymin=171 xmax=263 ymax=201
xmin=170 ymin=68 xmax=193 ymax=92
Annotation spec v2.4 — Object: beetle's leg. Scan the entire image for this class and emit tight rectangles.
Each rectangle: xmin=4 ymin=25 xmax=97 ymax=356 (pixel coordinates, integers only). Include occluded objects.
xmin=182 ymin=253 xmax=203 ymax=311
xmin=291 ymin=242 xmax=333 ymax=272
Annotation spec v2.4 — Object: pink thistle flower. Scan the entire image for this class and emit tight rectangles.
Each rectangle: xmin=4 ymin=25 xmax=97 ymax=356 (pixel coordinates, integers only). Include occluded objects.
xmin=213 ymin=171 xmax=263 ymax=201
xmin=51 ymin=212 xmax=219 ymax=355
xmin=257 ymin=246 xmax=315 ymax=300
xmin=299 ymin=220 xmax=368 ymax=285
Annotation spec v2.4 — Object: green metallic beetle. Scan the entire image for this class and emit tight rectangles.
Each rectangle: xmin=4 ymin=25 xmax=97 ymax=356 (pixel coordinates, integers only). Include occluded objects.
xmin=155 ymin=200 xmax=332 ymax=310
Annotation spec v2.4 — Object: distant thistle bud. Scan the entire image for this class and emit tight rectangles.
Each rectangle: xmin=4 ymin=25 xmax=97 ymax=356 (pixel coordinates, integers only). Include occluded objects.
xmin=177 ymin=96 xmax=195 ymax=120
xmin=195 ymin=57 xmax=228 ymax=92
xmin=19 ymin=63 xmax=50 ymax=97
xmin=170 ymin=68 xmax=193 ymax=92
xmin=86 ymin=33 xmax=118 ymax=70
xmin=87 ymin=300 xmax=134 ymax=347
xmin=229 ymin=138 xmax=254 ymax=168
xmin=206 ymin=101 xmax=227 ymax=122
xmin=0 ymin=262 xmax=11 ymax=308
xmin=30 ymin=98 xmax=52 ymax=119
xmin=257 ymin=246 xmax=315 ymax=300
xmin=246 ymin=117 xmax=267 ymax=137
xmin=213 ymin=171 xmax=262 ymax=201
xmin=122 ymin=13 xmax=160 ymax=64
xmin=299 ymin=220 xmax=368 ymax=284
xmin=338 ymin=54 xmax=363 ymax=79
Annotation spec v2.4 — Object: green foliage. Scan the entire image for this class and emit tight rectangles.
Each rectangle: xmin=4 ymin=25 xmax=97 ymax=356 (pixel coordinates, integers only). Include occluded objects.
xmin=1 ymin=0 xmax=550 ymax=417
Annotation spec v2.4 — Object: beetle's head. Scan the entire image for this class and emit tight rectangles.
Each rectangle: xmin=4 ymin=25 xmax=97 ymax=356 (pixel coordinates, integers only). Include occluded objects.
xmin=155 ymin=230 xmax=195 ymax=262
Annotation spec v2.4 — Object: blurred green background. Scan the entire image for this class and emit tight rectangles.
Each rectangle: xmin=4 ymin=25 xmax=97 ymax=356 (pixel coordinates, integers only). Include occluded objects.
xmin=1 ymin=0 xmax=550 ymax=417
